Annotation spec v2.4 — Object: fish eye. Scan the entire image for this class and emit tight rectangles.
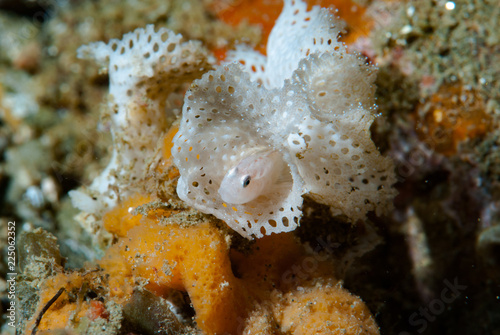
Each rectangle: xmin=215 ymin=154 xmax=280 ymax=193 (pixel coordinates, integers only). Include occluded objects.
xmin=242 ymin=175 xmax=251 ymax=188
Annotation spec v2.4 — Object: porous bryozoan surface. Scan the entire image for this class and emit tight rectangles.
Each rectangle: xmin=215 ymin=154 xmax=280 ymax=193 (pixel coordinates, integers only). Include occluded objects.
xmin=71 ymin=25 xmax=212 ymax=218
xmin=174 ymin=64 xmax=305 ymax=239
xmin=172 ymin=0 xmax=397 ymax=238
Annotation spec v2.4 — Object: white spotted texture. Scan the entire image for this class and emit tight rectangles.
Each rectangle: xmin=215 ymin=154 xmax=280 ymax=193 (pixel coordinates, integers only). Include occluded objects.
xmin=227 ymin=45 xmax=269 ymax=87
xmin=288 ymin=110 xmax=396 ymax=221
xmin=227 ymin=0 xmax=346 ymax=89
xmin=174 ymin=65 xmax=305 ymax=239
xmin=292 ymin=52 xmax=377 ymax=119
xmin=71 ymin=25 xmax=212 ymax=216
xmin=77 ymin=24 xmax=212 ymax=121
xmin=172 ymin=0 xmax=397 ymax=239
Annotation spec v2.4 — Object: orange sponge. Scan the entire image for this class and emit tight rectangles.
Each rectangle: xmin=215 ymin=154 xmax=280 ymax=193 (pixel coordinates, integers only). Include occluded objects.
xmin=276 ymin=282 xmax=380 ymax=334
xmin=416 ymin=84 xmax=490 ymax=156
xmin=25 ymin=271 xmax=113 ymax=333
xmin=103 ymin=193 xmax=152 ymax=237
xmin=30 ymin=192 xmax=379 ymax=335
xmin=96 ymin=188 xmax=380 ymax=335
xmin=102 ymin=214 xmax=251 ymax=334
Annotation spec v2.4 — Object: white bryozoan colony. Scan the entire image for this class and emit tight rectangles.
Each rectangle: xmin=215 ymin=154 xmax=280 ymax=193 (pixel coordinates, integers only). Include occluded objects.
xmin=172 ymin=0 xmax=397 ymax=239
xmin=69 ymin=25 xmax=212 ymax=233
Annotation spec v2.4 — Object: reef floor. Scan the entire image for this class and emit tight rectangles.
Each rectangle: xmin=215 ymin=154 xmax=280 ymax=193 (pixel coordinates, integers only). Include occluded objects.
xmin=1 ymin=0 xmax=499 ymax=334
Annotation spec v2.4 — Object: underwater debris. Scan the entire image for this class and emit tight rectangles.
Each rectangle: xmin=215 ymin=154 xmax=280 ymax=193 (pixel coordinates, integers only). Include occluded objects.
xmin=31 ymin=287 xmax=66 ymax=335
xmin=172 ymin=0 xmax=396 ymax=239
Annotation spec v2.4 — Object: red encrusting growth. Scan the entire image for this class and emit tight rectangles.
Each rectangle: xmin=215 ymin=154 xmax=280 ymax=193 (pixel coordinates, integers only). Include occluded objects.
xmin=87 ymin=300 xmax=110 ymax=321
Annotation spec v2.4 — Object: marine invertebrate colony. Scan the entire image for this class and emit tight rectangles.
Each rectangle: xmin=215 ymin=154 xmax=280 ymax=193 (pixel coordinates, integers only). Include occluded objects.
xmin=70 ymin=25 xmax=213 ymax=219
xmin=172 ymin=0 xmax=397 ymax=239
xmin=100 ymin=197 xmax=380 ymax=335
